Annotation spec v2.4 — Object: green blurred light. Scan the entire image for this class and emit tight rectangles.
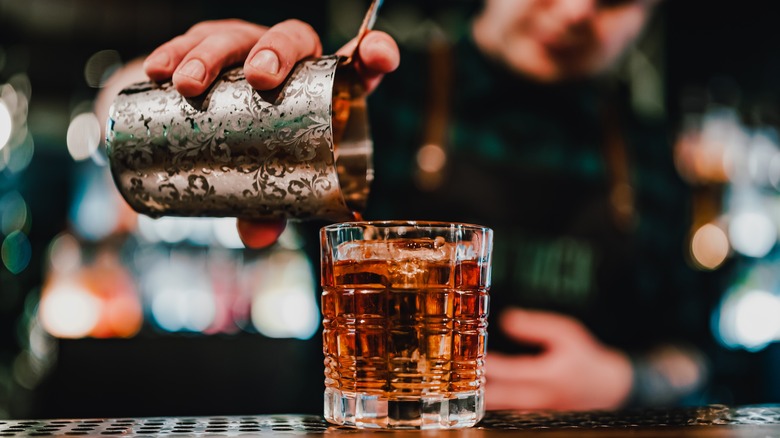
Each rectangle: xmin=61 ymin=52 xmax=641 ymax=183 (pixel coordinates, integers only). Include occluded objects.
xmin=1 ymin=230 xmax=31 ymax=274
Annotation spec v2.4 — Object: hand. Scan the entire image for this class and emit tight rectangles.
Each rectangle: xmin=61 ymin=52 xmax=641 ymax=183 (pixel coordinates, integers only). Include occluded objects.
xmin=485 ymin=308 xmax=633 ymax=411
xmin=143 ymin=19 xmax=400 ymax=248
xmin=143 ymin=18 xmax=400 ymax=97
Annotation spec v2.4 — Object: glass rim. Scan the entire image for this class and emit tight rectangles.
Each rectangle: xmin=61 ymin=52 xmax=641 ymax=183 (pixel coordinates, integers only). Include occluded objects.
xmin=321 ymin=220 xmax=492 ymax=232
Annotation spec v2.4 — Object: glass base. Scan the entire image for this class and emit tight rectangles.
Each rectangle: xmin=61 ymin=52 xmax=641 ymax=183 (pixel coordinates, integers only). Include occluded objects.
xmin=324 ymin=387 xmax=485 ymax=429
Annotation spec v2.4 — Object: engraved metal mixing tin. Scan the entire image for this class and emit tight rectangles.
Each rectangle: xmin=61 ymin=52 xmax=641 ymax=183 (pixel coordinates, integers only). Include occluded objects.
xmin=106 ymin=55 xmax=372 ymax=221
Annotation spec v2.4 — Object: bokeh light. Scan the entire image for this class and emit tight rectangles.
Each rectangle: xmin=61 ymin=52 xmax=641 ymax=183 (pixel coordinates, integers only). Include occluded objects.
xmin=84 ymin=49 xmax=122 ymax=88
xmin=0 ymin=99 xmax=11 ymax=150
xmin=69 ymin=164 xmax=121 ymax=241
xmin=0 ymin=190 xmax=28 ymax=234
xmin=8 ymin=73 xmax=32 ymax=101
xmin=277 ymin=224 xmax=304 ymax=250
xmin=141 ymin=216 xmax=191 ymax=244
xmin=249 ymin=251 xmax=319 ymax=340
xmin=1 ymin=230 xmax=32 ymax=274
xmin=746 ymin=129 xmax=779 ymax=187
xmin=417 ymin=143 xmax=446 ymax=173
xmin=99 ymin=291 xmax=143 ymax=338
xmin=769 ymin=152 xmax=780 ymax=190
xmin=39 ymin=281 xmax=101 ymax=339
xmin=184 ymin=218 xmax=214 ymax=246
xmin=690 ymin=222 xmax=730 ymax=270
xmin=5 ymin=130 xmax=34 ymax=173
xmin=145 ymin=256 xmax=216 ymax=333
xmin=728 ymin=210 xmax=777 ymax=258
xmin=66 ymin=112 xmax=101 ymax=161
xmin=213 ymin=217 xmax=245 ymax=249
xmin=1 ymin=84 xmax=19 ymax=116
xmin=136 ymin=216 xmax=245 ymax=248
xmin=47 ymin=232 xmax=82 ymax=274
xmin=151 ymin=286 xmax=215 ymax=333
xmin=731 ymin=289 xmax=780 ymax=351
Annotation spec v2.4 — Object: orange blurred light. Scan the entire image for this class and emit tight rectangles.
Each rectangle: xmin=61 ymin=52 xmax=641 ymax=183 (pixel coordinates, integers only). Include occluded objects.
xmin=80 ymin=252 xmax=143 ymax=338
xmin=690 ymin=223 xmax=729 ymax=270
xmin=416 ymin=143 xmax=446 ymax=173
xmin=40 ymin=250 xmax=143 ymax=339
xmin=39 ymin=280 xmax=101 ymax=339
xmin=674 ymin=130 xmax=730 ymax=185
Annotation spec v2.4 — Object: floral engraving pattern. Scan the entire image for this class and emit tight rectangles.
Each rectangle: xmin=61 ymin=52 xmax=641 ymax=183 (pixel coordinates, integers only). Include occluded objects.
xmin=107 ymin=55 xmax=354 ymax=220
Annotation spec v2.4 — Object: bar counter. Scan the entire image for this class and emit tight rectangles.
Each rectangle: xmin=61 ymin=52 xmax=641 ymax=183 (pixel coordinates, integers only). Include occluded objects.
xmin=2 ymin=405 xmax=780 ymax=437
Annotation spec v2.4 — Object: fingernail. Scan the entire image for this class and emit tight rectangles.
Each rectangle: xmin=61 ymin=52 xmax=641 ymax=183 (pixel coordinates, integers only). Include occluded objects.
xmin=249 ymin=50 xmax=280 ymax=75
xmin=145 ymin=51 xmax=170 ymax=69
xmin=177 ymin=59 xmax=206 ymax=82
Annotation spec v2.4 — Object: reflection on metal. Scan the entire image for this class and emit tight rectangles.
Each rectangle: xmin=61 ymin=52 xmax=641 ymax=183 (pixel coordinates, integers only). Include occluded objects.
xmin=107 ymin=56 xmax=371 ymax=221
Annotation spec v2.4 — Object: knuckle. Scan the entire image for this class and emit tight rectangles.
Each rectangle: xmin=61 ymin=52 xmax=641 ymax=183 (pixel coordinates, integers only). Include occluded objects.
xmin=167 ymin=34 xmax=193 ymax=49
xmin=275 ymin=19 xmax=319 ymax=52
xmin=281 ymin=18 xmax=315 ymax=34
xmin=188 ymin=20 xmax=214 ymax=33
xmin=263 ymin=31 xmax=296 ymax=53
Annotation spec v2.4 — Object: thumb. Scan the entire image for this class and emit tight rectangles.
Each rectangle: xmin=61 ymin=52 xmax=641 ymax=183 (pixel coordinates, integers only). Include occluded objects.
xmin=336 ymin=31 xmax=399 ymax=94
xmin=499 ymin=307 xmax=587 ymax=348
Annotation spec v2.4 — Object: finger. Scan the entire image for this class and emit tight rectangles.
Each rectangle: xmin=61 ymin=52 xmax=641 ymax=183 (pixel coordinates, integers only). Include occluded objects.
xmin=144 ymin=20 xmax=265 ymax=86
xmin=237 ymin=219 xmax=287 ymax=249
xmin=171 ymin=22 xmax=268 ymax=97
xmin=144 ymin=34 xmax=206 ymax=83
xmin=244 ymin=19 xmax=323 ymax=90
xmin=486 ymin=352 xmax=550 ymax=381
xmin=484 ymin=380 xmax=555 ymax=410
xmin=499 ymin=307 xmax=588 ymax=347
xmin=336 ymin=31 xmax=400 ymax=93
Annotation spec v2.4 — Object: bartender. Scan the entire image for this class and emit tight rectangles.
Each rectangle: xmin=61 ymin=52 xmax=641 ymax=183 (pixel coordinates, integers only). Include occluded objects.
xmin=119 ymin=0 xmax=711 ymax=411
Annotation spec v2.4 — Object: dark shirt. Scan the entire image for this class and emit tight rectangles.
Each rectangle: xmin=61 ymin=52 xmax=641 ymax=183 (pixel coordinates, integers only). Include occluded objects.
xmin=361 ymin=34 xmax=710 ymax=359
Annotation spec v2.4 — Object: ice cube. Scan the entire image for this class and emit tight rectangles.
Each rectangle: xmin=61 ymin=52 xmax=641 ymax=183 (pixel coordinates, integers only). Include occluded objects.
xmin=336 ymin=241 xmax=394 ymax=261
xmin=336 ymin=238 xmax=454 ymax=262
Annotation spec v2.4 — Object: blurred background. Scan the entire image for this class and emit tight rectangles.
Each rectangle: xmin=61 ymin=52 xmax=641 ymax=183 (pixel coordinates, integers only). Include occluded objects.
xmin=1 ymin=0 xmax=780 ymax=420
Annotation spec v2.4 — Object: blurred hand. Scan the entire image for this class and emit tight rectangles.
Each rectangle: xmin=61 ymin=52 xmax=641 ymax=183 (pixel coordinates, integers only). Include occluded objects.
xmin=485 ymin=308 xmax=633 ymax=411
xmin=143 ymin=18 xmax=400 ymax=248
xmin=236 ymin=219 xmax=287 ymax=249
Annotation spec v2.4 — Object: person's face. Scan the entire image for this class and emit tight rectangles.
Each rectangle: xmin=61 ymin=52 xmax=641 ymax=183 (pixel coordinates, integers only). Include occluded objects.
xmin=476 ymin=0 xmax=658 ymax=82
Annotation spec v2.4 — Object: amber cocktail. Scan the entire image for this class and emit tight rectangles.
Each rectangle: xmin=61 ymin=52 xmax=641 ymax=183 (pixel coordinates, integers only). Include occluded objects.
xmin=320 ymin=221 xmax=492 ymax=429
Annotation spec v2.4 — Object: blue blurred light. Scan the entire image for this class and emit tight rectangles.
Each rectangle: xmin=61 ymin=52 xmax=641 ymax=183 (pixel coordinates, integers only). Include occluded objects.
xmin=0 ymin=190 xmax=28 ymax=234
xmin=69 ymin=164 xmax=119 ymax=241
xmin=249 ymin=251 xmax=319 ymax=340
